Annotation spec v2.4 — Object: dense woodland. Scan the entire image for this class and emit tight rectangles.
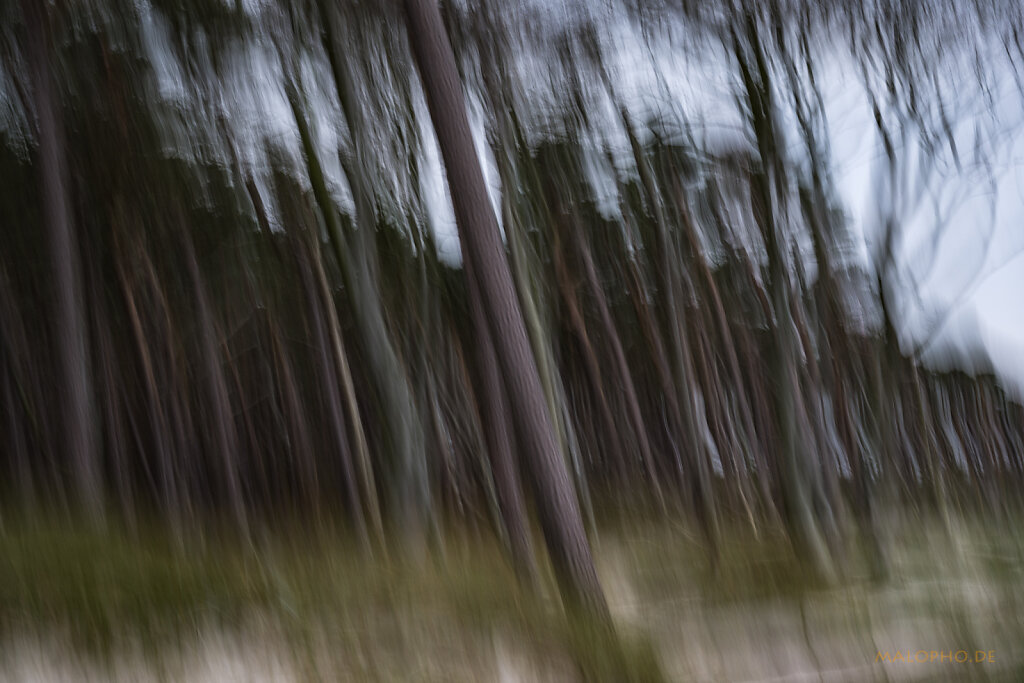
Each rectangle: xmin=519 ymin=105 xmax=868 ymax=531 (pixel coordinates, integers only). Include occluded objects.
xmin=2 ymin=0 xmax=1023 ymax=620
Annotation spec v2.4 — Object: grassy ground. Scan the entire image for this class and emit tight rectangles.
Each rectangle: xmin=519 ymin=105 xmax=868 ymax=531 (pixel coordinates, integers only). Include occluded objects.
xmin=0 ymin=509 xmax=1021 ymax=681
xmin=0 ymin=513 xmax=660 ymax=681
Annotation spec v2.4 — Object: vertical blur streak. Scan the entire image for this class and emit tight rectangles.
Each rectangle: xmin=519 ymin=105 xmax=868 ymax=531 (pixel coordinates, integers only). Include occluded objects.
xmin=463 ymin=250 xmax=539 ymax=585
xmin=314 ymin=0 xmax=430 ymax=545
xmin=403 ymin=0 xmax=610 ymax=620
xmin=20 ymin=0 xmax=102 ymax=520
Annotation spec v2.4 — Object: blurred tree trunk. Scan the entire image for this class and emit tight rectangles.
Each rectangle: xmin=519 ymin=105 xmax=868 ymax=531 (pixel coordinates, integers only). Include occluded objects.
xmin=464 ymin=255 xmax=539 ymax=585
xmin=285 ymin=75 xmax=426 ymax=544
xmin=618 ymin=106 xmax=718 ymax=555
xmin=404 ymin=0 xmax=609 ymax=620
xmin=179 ymin=225 xmax=248 ymax=534
xmin=22 ymin=0 xmax=102 ymax=520
xmin=313 ymin=4 xmax=431 ymax=543
xmin=476 ymin=21 xmax=595 ymax=534
xmin=734 ymin=17 xmax=835 ymax=582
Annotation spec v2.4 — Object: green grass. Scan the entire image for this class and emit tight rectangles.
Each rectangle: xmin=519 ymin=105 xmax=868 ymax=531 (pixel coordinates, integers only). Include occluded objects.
xmin=3 ymin=508 xmax=1021 ymax=681
xmin=0 ymin=513 xmax=667 ymax=681
xmin=614 ymin=518 xmax=832 ymax=605
xmin=1 ymin=517 xmax=259 ymax=650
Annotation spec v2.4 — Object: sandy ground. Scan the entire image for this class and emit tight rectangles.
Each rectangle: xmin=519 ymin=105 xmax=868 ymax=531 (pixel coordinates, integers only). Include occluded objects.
xmin=2 ymin=521 xmax=1020 ymax=681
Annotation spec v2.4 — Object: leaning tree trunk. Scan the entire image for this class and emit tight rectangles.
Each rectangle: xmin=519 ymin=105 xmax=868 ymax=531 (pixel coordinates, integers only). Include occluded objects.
xmin=22 ymin=0 xmax=102 ymax=520
xmin=312 ymin=7 xmax=431 ymax=541
xmin=464 ymin=255 xmax=539 ymax=586
xmin=403 ymin=0 xmax=609 ymax=620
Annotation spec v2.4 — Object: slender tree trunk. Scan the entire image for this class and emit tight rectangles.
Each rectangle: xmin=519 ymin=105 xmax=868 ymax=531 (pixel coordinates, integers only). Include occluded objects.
xmin=502 ymin=161 xmax=597 ymax=537
xmin=22 ymin=0 xmax=102 ymax=520
xmin=0 ymin=265 xmax=39 ymax=507
xmin=734 ymin=16 xmax=835 ymax=581
xmin=617 ymin=106 xmax=718 ymax=552
xmin=464 ymin=256 xmax=539 ymax=585
xmin=115 ymin=241 xmax=177 ymax=528
xmin=567 ymin=216 xmax=664 ymax=508
xmin=285 ymin=77 xmax=427 ymax=542
xmin=298 ymin=223 xmax=382 ymax=549
xmin=553 ymin=236 xmax=628 ymax=484
xmin=180 ymin=228 xmax=247 ymax=534
xmin=404 ymin=0 xmax=609 ymax=620
xmin=314 ymin=2 xmax=431 ymax=540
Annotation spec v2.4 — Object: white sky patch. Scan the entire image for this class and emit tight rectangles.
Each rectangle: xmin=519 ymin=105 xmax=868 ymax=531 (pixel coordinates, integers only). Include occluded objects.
xmin=584 ymin=4 xmax=1024 ymax=395
xmin=0 ymin=49 xmax=31 ymax=160
xmin=872 ymin=44 xmax=1024 ymax=392
xmin=974 ymin=262 xmax=1024 ymax=402
xmin=138 ymin=2 xmax=187 ymax=106
xmin=117 ymin=0 xmax=1024 ymax=397
xmin=414 ymin=85 xmax=505 ymax=267
xmin=298 ymin=52 xmax=355 ymax=218
xmin=581 ymin=135 xmax=623 ymax=222
xmin=467 ymin=89 xmax=504 ymax=238
xmin=415 ymin=88 xmax=461 ymax=266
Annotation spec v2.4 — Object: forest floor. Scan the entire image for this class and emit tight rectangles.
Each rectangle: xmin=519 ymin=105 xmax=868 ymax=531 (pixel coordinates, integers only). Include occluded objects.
xmin=0 ymin=508 xmax=1021 ymax=682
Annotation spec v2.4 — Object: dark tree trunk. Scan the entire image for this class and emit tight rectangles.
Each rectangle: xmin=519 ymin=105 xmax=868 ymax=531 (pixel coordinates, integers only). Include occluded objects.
xmin=464 ymin=256 xmax=539 ymax=585
xmin=403 ymin=0 xmax=609 ymax=620
xmin=22 ymin=0 xmax=102 ymax=520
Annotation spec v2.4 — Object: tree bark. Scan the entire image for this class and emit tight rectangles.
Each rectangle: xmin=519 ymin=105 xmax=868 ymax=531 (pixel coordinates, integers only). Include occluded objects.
xmin=464 ymin=256 xmax=539 ymax=585
xmin=22 ymin=0 xmax=102 ymax=520
xmin=404 ymin=0 xmax=609 ymax=619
